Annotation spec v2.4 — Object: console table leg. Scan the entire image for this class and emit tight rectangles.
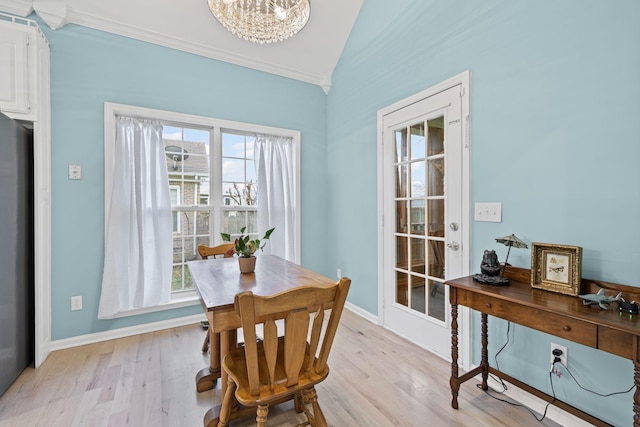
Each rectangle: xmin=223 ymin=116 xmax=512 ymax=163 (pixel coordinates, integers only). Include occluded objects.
xmin=450 ymin=301 xmax=460 ymax=409
xmin=481 ymin=313 xmax=489 ymax=391
xmin=634 ymin=360 xmax=640 ymax=427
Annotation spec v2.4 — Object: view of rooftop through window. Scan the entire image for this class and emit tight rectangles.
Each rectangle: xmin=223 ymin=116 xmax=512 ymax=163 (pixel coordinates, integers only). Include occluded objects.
xmin=163 ymin=125 xmax=210 ymax=292
xmin=163 ymin=125 xmax=260 ymax=292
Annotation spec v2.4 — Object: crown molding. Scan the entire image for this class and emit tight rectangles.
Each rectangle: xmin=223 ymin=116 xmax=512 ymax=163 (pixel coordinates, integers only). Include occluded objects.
xmin=0 ymin=0 xmax=336 ymax=91
xmin=65 ymin=7 xmax=331 ymax=91
xmin=0 ymin=0 xmax=33 ymax=16
xmin=33 ymin=0 xmax=67 ymax=29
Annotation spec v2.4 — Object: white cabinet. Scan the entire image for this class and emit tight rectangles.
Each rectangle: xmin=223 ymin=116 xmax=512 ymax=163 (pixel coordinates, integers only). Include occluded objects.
xmin=0 ymin=16 xmax=48 ymax=122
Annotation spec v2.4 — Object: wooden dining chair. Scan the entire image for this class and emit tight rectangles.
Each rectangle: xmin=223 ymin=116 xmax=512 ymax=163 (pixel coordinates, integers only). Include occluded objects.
xmin=198 ymin=243 xmax=234 ymax=353
xmin=217 ymin=277 xmax=351 ymax=427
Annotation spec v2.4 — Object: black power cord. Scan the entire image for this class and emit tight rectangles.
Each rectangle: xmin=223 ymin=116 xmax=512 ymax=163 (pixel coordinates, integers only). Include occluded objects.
xmin=477 ymin=321 xmax=556 ymax=422
xmin=554 ymin=361 xmax=635 ymax=397
xmin=477 ymin=370 xmax=556 ymax=423
xmin=487 ymin=321 xmax=512 ymax=393
xmin=481 ymin=351 xmax=635 ymax=424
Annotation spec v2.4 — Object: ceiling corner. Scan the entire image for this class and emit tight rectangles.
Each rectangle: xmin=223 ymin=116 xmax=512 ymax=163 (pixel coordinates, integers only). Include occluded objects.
xmin=33 ymin=0 xmax=68 ymax=29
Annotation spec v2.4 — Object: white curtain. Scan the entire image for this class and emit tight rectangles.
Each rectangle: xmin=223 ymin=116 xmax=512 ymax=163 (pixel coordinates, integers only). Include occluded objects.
xmin=98 ymin=117 xmax=172 ymax=318
xmin=255 ymin=134 xmax=295 ymax=262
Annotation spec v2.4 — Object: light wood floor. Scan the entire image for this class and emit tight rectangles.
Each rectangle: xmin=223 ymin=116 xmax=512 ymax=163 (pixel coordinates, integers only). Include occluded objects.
xmin=0 ymin=310 xmax=560 ymax=426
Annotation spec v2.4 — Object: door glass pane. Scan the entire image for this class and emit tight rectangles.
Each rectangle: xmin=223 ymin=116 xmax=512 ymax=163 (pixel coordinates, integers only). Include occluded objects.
xmin=427 ymin=117 xmax=445 ymax=156
xmin=427 ymin=158 xmax=444 ymax=197
xmin=410 ymin=200 xmax=424 ymax=235
xmin=410 ymin=275 xmax=426 ymax=314
xmin=396 ymin=236 xmax=408 ymax=270
xmin=396 ymin=164 xmax=408 ymax=198
xmin=396 ymin=271 xmax=408 ymax=307
xmin=427 ymin=199 xmax=444 ymax=237
xmin=409 ymin=238 xmax=425 ymax=274
xmin=396 ymin=200 xmax=408 ymax=234
xmin=410 ymin=123 xmax=425 ymax=160
xmin=411 ymin=162 xmax=425 ymax=197
xmin=427 ymin=279 xmax=445 ymax=321
xmin=395 ymin=129 xmax=408 ymax=162
xmin=428 ymin=240 xmax=445 ymax=279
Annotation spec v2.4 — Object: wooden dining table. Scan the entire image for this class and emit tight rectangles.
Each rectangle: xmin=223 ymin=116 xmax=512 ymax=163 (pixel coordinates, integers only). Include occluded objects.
xmin=187 ymin=254 xmax=336 ymax=426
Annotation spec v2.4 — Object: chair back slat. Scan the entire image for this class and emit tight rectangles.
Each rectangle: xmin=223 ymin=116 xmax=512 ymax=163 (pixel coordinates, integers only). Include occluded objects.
xmin=284 ymin=309 xmax=309 ymax=387
xmin=236 ymin=292 xmax=260 ymax=396
xmin=263 ymin=316 xmax=278 ymax=391
xmin=234 ymin=277 xmax=351 ymax=397
xmin=315 ymin=278 xmax=350 ymax=373
xmin=306 ymin=306 xmax=324 ymax=373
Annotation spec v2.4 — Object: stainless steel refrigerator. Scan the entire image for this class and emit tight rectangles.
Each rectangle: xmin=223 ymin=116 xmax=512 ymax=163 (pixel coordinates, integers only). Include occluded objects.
xmin=0 ymin=111 xmax=34 ymax=396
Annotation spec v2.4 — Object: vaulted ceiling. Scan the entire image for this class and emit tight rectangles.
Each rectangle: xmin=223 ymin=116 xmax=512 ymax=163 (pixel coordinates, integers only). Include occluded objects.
xmin=0 ymin=0 xmax=364 ymax=93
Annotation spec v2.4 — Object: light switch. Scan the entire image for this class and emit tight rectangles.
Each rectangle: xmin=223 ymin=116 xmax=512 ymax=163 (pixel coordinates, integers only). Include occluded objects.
xmin=68 ymin=164 xmax=82 ymax=180
xmin=474 ymin=202 xmax=502 ymax=222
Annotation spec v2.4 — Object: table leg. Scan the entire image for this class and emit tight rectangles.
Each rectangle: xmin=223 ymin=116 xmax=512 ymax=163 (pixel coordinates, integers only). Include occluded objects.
xmin=196 ymin=315 xmax=221 ymax=392
xmin=633 ymin=360 xmax=640 ymax=427
xmin=480 ymin=312 xmax=489 ymax=391
xmin=450 ymin=301 xmax=460 ymax=409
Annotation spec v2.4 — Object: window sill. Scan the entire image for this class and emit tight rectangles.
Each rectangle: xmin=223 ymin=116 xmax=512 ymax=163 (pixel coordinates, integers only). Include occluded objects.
xmin=106 ymin=290 xmax=201 ymax=319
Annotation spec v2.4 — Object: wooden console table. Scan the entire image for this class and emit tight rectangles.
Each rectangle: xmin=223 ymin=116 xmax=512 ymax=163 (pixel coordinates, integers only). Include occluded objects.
xmin=447 ymin=267 xmax=640 ymax=427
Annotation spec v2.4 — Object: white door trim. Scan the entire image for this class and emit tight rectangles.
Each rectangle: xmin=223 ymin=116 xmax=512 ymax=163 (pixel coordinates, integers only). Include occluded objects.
xmin=34 ymin=28 xmax=52 ymax=368
xmin=376 ymin=70 xmax=472 ymax=369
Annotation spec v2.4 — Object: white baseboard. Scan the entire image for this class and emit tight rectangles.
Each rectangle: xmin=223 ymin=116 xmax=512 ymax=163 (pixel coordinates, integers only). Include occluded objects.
xmin=50 ymin=313 xmax=207 ymax=351
xmin=50 ymin=303 xmax=375 ymax=352
xmin=345 ymin=301 xmax=378 ymax=324
xmin=479 ymin=367 xmax=594 ymax=427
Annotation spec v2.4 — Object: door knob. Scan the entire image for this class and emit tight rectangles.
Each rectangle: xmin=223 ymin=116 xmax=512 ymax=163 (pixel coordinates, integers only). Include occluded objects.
xmin=447 ymin=241 xmax=460 ymax=251
xmin=449 ymin=222 xmax=459 ymax=231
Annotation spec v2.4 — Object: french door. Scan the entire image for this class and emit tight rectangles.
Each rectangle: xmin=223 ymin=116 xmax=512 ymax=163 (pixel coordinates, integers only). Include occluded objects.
xmin=378 ymin=72 xmax=470 ymax=360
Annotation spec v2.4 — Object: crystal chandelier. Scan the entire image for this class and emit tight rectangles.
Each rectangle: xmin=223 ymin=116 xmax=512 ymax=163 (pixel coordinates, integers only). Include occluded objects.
xmin=208 ymin=0 xmax=311 ymax=44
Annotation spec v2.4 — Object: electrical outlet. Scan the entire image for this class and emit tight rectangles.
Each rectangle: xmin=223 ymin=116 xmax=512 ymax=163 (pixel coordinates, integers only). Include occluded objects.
xmin=71 ymin=296 xmax=83 ymax=311
xmin=550 ymin=342 xmax=567 ymax=368
xmin=68 ymin=164 xmax=82 ymax=180
xmin=337 ymin=268 xmax=342 ymax=279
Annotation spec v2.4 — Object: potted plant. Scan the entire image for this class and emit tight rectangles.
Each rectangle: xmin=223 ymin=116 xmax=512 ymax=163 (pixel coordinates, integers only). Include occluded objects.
xmin=221 ymin=226 xmax=275 ymax=273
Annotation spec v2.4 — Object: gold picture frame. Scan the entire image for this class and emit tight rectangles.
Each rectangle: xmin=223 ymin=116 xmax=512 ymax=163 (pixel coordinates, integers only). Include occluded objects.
xmin=531 ymin=242 xmax=582 ymax=296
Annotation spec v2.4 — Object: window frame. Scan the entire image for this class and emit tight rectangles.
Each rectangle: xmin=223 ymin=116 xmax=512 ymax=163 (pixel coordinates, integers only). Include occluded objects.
xmin=104 ymin=102 xmax=301 ymax=317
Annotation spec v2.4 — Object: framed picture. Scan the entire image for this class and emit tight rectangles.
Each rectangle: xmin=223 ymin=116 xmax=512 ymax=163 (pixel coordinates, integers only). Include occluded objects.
xmin=531 ymin=242 xmax=582 ymax=296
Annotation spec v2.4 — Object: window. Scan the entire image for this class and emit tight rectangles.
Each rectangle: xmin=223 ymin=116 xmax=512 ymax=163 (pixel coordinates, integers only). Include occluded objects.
xmin=163 ymin=125 xmax=211 ymax=293
xmin=104 ymin=103 xmax=300 ymax=311
xmin=221 ymin=132 xmax=258 ymax=243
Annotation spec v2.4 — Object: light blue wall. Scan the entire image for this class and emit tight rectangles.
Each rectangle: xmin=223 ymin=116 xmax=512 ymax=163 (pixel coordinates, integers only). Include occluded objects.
xmin=327 ymin=1 xmax=640 ymax=426
xmin=11 ymin=1 xmax=640 ymax=424
xmin=33 ymin=22 xmax=329 ymax=340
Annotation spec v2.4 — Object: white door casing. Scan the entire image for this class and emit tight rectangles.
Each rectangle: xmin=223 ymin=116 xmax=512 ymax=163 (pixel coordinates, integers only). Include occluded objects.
xmin=377 ymin=71 xmax=471 ymax=365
